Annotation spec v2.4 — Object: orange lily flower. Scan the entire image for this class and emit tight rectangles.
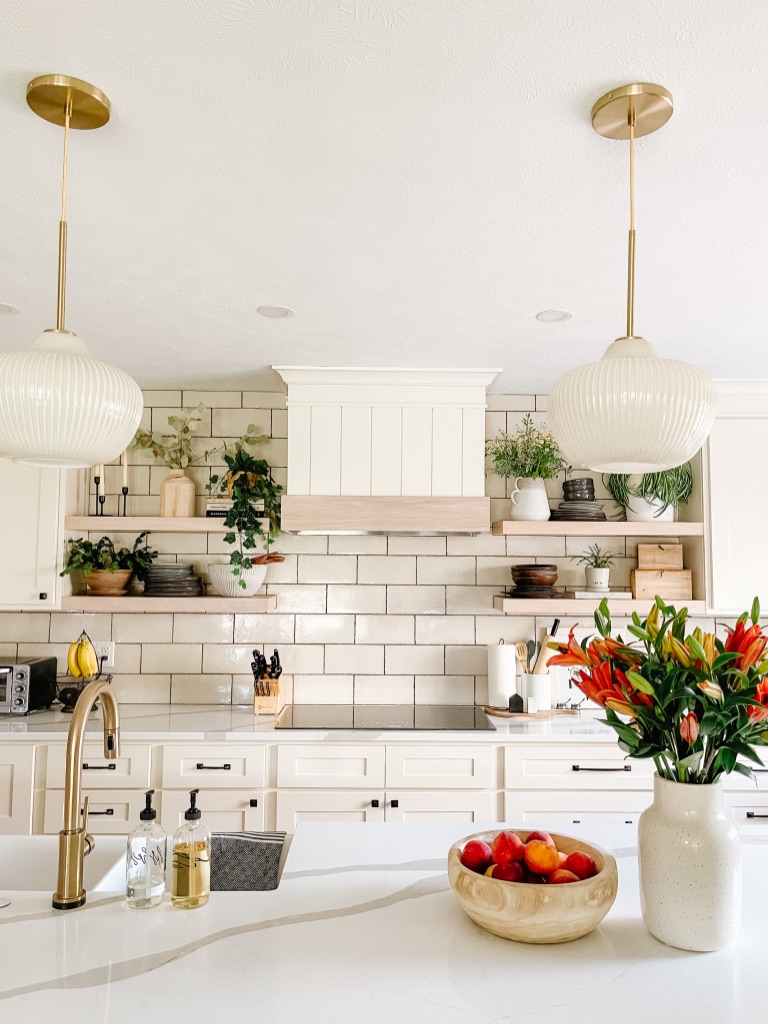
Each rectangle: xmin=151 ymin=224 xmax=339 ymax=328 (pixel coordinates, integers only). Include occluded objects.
xmin=747 ymin=679 xmax=768 ymax=723
xmin=680 ymin=711 xmax=699 ymax=744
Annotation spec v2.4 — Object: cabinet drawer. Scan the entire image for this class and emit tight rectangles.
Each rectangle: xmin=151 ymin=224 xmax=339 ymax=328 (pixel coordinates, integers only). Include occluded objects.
xmin=0 ymin=745 xmax=34 ymax=835
xmin=725 ymin=793 xmax=768 ymax=824
xmin=277 ymin=744 xmax=385 ymax=789
xmin=161 ymin=744 xmax=265 ymax=789
xmin=503 ymin=789 xmax=652 ymax=826
xmin=723 ymin=759 xmax=768 ymax=791
xmin=160 ymin=790 xmax=265 ymax=832
xmin=43 ymin=789 xmax=149 ymax=835
xmin=276 ymin=790 xmax=386 ymax=831
xmin=504 ymin=744 xmax=653 ymax=790
xmin=45 ymin=743 xmax=151 ymax=789
xmin=385 ymin=790 xmax=495 ymax=823
xmin=386 ymin=745 xmax=494 ymax=790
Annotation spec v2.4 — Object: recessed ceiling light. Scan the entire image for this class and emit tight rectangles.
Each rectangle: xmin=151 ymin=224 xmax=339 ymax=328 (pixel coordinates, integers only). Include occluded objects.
xmin=257 ymin=306 xmax=294 ymax=319
xmin=0 ymin=303 xmax=20 ymax=315
xmin=536 ymin=310 xmax=572 ymax=323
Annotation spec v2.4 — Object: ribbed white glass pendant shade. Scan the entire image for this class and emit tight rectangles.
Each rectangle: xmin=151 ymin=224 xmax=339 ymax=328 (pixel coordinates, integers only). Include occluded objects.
xmin=548 ymin=336 xmax=717 ymax=473
xmin=0 ymin=330 xmax=143 ymax=468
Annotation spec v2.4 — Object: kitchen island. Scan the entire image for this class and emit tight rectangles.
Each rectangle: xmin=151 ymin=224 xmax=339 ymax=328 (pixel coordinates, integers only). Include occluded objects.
xmin=0 ymin=820 xmax=765 ymax=1022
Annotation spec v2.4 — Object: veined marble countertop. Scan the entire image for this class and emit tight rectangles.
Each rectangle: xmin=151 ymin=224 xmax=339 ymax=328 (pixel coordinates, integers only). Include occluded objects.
xmin=0 ymin=820 xmax=766 ymax=1022
xmin=0 ymin=703 xmax=616 ymax=742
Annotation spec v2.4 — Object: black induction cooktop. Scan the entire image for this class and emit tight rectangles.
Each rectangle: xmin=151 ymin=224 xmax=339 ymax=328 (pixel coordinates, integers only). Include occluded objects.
xmin=274 ymin=704 xmax=495 ymax=730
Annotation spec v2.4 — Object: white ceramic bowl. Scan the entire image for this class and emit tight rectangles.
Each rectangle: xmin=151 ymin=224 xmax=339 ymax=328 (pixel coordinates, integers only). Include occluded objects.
xmin=207 ymin=561 xmax=267 ymax=598
xmin=448 ymin=829 xmax=618 ymax=944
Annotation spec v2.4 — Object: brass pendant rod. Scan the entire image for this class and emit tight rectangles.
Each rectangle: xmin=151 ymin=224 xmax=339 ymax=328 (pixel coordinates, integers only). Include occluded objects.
xmin=626 ymin=111 xmax=636 ymax=338
xmin=56 ymin=91 xmax=73 ymax=332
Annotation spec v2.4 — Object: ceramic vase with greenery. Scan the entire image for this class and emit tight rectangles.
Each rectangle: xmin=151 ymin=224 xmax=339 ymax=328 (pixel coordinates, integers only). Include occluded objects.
xmin=549 ymin=597 xmax=768 ymax=951
xmin=61 ymin=532 xmax=158 ymax=596
xmin=206 ymin=444 xmax=283 ymax=593
xmin=485 ymin=415 xmax=566 ymax=521
xmin=131 ymin=404 xmax=268 ymax=518
xmin=572 ymin=544 xmax=618 ymax=592
xmin=605 ymin=464 xmax=693 ymax=522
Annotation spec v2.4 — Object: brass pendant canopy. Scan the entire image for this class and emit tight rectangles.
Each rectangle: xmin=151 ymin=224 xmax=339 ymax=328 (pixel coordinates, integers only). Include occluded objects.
xmin=591 ymin=82 xmax=673 ymax=140
xmin=26 ymin=74 xmax=110 ymax=130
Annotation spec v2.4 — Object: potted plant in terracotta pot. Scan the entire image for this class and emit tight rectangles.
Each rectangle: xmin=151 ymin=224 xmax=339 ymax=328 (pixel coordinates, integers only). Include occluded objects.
xmin=605 ymin=464 xmax=693 ymax=522
xmin=549 ymin=597 xmax=768 ymax=952
xmin=61 ymin=532 xmax=158 ymax=596
xmin=131 ymin=404 xmax=268 ymax=517
xmin=572 ymin=544 xmax=619 ymax=592
xmin=206 ymin=444 xmax=283 ymax=596
xmin=486 ymin=415 xmax=566 ymax=521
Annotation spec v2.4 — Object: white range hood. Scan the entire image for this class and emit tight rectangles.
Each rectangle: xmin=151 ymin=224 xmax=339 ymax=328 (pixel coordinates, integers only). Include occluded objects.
xmin=273 ymin=367 xmax=500 ymax=534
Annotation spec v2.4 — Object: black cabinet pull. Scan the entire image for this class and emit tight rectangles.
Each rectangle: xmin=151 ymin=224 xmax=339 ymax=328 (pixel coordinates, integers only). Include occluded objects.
xmin=83 ymin=763 xmax=116 ymax=771
xmin=746 ymin=812 xmax=768 ymax=819
xmin=371 ymin=799 xmax=380 ymax=808
xmin=572 ymin=819 xmax=581 ymax=824
xmin=196 ymin=763 xmax=231 ymax=771
xmin=249 ymin=798 xmax=258 ymax=808
xmin=39 ymin=593 xmax=47 ymax=600
xmin=81 ymin=807 xmax=114 ymax=816
xmin=572 ymin=764 xmax=631 ymax=773
xmin=390 ymin=799 xmax=399 ymax=808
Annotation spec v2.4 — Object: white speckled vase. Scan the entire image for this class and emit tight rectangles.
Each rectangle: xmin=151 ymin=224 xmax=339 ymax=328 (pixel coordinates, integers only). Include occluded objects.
xmin=638 ymin=774 xmax=741 ymax=951
xmin=509 ymin=478 xmax=551 ymax=521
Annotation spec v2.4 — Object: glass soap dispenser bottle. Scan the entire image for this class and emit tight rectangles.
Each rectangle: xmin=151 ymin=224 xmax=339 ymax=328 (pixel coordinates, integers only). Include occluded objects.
xmin=171 ymin=789 xmax=211 ymax=909
xmin=126 ymin=789 xmax=167 ymax=909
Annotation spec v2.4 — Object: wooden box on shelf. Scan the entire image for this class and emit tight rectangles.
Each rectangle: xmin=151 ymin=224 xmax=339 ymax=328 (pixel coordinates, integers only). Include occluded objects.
xmin=253 ymin=677 xmax=286 ymax=717
xmin=631 ymin=569 xmax=692 ymax=601
xmin=636 ymin=543 xmax=684 ymax=570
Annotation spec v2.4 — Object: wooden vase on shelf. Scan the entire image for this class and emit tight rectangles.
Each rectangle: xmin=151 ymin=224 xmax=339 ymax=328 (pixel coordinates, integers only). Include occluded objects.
xmin=160 ymin=469 xmax=196 ymax=517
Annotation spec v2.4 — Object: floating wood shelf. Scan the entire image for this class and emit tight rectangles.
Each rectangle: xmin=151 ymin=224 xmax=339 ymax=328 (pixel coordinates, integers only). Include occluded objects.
xmin=61 ymin=595 xmax=277 ymax=613
xmin=65 ymin=516 xmax=232 ymax=534
xmin=492 ymin=520 xmax=705 ymax=537
xmin=493 ymin=595 xmax=706 ymax=616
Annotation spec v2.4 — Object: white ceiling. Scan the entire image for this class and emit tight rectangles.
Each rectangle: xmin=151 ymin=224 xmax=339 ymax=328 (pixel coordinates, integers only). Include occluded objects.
xmin=1 ymin=0 xmax=766 ymax=393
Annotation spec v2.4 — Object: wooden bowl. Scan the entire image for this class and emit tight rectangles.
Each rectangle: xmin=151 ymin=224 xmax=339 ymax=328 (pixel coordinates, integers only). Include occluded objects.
xmin=447 ymin=829 xmax=618 ymax=944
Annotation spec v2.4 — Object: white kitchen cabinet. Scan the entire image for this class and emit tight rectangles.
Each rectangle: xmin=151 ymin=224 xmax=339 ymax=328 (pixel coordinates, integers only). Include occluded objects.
xmin=503 ymin=790 xmax=653 ymax=827
xmin=161 ymin=789 xmax=265 ymax=832
xmin=0 ymin=744 xmax=35 ymax=834
xmin=43 ymin=788 xmax=148 ymax=835
xmin=385 ymin=790 xmax=494 ymax=822
xmin=0 ymin=460 xmax=67 ymax=610
xmin=45 ymin=742 xmax=151 ymax=789
xmin=276 ymin=743 xmax=386 ymax=789
xmin=705 ymin=391 xmax=768 ymax=612
xmin=504 ymin=744 xmax=653 ymax=791
xmin=161 ymin=744 xmax=265 ymax=790
xmin=385 ymin=744 xmax=494 ymax=790
xmin=276 ymin=790 xmax=386 ymax=831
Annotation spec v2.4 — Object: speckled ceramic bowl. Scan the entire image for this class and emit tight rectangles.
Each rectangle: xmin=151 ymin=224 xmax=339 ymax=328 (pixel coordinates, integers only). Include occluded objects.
xmin=448 ymin=829 xmax=618 ymax=944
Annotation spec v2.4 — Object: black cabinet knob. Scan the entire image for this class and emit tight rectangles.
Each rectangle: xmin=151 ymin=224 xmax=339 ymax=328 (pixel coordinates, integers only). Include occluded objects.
xmin=249 ymin=798 xmax=258 ymax=808
xmin=390 ymin=799 xmax=399 ymax=808
xmin=39 ymin=593 xmax=47 ymax=600
xmin=371 ymin=799 xmax=379 ymax=808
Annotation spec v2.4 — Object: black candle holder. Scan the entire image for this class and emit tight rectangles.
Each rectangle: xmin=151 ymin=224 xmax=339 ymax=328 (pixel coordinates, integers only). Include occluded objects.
xmin=92 ymin=475 xmax=101 ymax=516
xmin=98 ymin=494 xmax=106 ymax=516
xmin=120 ymin=486 xmax=129 ymax=517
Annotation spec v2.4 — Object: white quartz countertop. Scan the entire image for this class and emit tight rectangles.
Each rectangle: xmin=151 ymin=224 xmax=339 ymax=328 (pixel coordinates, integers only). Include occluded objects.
xmin=0 ymin=704 xmax=616 ymax=742
xmin=0 ymin=820 xmax=766 ymax=1022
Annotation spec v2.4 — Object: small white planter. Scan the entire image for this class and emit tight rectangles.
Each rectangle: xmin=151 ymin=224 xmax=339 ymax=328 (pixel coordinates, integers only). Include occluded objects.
xmin=585 ymin=567 xmax=610 ymax=591
xmin=625 ymin=494 xmax=674 ymax=522
xmin=509 ymin=478 xmax=551 ymax=522
xmin=207 ymin=562 xmax=267 ymax=598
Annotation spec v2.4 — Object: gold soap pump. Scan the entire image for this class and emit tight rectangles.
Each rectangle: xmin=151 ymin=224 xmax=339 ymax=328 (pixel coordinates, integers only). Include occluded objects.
xmin=171 ymin=789 xmax=211 ymax=909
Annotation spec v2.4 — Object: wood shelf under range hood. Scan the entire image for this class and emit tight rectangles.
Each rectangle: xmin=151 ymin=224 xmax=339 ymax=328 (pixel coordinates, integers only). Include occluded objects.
xmin=492 ymin=520 xmax=705 ymax=537
xmin=280 ymin=495 xmax=491 ymax=534
xmin=493 ymin=595 xmax=706 ymax=616
xmin=61 ymin=595 xmax=277 ymax=613
xmin=65 ymin=516 xmax=233 ymax=533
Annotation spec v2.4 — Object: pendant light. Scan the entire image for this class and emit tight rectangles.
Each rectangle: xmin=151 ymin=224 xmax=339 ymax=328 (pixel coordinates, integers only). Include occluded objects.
xmin=548 ymin=83 xmax=716 ymax=473
xmin=0 ymin=75 xmax=143 ymax=468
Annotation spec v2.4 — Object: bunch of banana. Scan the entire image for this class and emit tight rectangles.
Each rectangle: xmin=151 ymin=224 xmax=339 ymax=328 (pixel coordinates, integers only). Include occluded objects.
xmin=67 ymin=632 xmax=99 ymax=679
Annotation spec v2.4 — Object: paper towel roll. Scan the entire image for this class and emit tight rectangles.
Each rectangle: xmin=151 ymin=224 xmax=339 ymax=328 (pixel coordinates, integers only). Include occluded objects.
xmin=487 ymin=643 xmax=518 ymax=708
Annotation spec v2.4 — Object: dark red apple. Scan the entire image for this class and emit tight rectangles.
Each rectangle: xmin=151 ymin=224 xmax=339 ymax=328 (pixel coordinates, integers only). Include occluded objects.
xmin=460 ymin=839 xmax=494 ymax=873
xmin=491 ymin=830 xmax=525 ymax=865
xmin=487 ymin=861 xmax=525 ymax=882
xmin=563 ymin=851 xmax=598 ymax=880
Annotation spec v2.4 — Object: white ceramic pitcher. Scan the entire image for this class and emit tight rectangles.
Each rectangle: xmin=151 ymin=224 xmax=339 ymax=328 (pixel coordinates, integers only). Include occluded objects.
xmin=509 ymin=477 xmax=551 ymax=522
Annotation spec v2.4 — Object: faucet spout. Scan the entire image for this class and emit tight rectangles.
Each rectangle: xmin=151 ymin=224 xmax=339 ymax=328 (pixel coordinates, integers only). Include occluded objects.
xmin=53 ymin=678 xmax=120 ymax=910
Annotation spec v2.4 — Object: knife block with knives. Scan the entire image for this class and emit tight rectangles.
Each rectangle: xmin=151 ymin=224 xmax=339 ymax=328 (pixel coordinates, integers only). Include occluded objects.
xmin=252 ymin=648 xmax=286 ymax=716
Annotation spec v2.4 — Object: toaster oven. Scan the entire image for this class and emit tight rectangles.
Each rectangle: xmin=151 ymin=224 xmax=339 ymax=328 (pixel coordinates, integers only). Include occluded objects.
xmin=0 ymin=657 xmax=57 ymax=714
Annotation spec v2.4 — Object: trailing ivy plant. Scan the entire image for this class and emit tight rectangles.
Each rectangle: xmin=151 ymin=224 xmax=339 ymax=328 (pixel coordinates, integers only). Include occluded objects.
xmin=605 ymin=464 xmax=693 ymax=520
xmin=207 ymin=445 xmax=282 ymax=588
xmin=61 ymin=532 xmax=158 ymax=581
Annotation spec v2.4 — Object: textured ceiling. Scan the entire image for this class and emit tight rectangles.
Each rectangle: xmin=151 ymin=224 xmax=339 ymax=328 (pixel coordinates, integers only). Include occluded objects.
xmin=1 ymin=0 xmax=766 ymax=392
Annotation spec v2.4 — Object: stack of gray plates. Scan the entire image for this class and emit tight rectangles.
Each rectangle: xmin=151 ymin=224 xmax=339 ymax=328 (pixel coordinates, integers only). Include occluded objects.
xmin=143 ymin=563 xmax=205 ymax=597
xmin=550 ymin=477 xmax=606 ymax=521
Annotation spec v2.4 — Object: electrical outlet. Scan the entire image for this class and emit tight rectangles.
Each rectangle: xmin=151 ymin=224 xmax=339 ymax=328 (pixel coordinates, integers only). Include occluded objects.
xmin=92 ymin=641 xmax=115 ymax=669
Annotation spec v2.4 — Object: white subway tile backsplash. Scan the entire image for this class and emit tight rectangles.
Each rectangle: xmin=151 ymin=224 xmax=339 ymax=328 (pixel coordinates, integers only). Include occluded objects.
xmin=355 ymin=615 xmax=414 ymax=644
xmin=295 ymin=614 xmax=355 ymax=644
xmin=505 ymin=536 xmax=566 ymax=557
xmin=324 ymin=644 xmax=384 ymax=674
xmin=474 ymin=615 xmax=536 ymax=646
xmin=445 ymin=645 xmax=487 ymax=674
xmin=0 ymin=612 xmax=50 ymax=643
xmin=242 ymin=391 xmax=288 ymax=409
xmin=282 ymin=645 xmax=325 ymax=674
xmin=486 ymin=394 xmax=536 ymax=412
xmin=357 ymin=556 xmax=416 ymax=585
xmin=386 ymin=645 xmax=444 ymax=675
xmin=415 ymin=675 xmax=475 ymax=704
xmin=234 ymin=614 xmax=295 ymax=644
xmin=182 ymin=390 xmax=242 ymax=409
xmin=415 ymin=616 xmax=475 ymax=645
xmin=387 ymin=586 xmax=445 ymax=615
xmin=446 ymin=534 xmax=506 ymax=556
xmin=112 ymin=614 xmax=173 ymax=644
xmin=293 ymin=675 xmax=354 ymax=704
xmin=278 ymin=534 xmax=328 ymax=555
xmin=354 ymin=675 xmax=415 ymax=704
xmin=266 ymin=585 xmax=326 ymax=613
xmin=202 ymin=644 xmax=254 ymax=674
xmin=327 ymin=585 xmax=386 ymax=614
xmin=110 ymin=673 xmax=171 ymax=704
xmin=446 ymin=585 xmax=501 ymax=614
xmin=298 ymin=555 xmax=357 ymax=584
xmin=417 ymin=556 xmax=475 ymax=585
xmin=50 ymin=613 xmax=111 ymax=643
xmin=387 ymin=536 xmax=446 ymax=556
xmin=143 ymin=644 xmax=202 ymax=674
xmin=171 ymin=674 xmax=232 ymax=704
xmin=328 ymin=535 xmax=387 ymax=555
xmin=476 ymin=557 xmax=515 ymax=587
xmin=113 ymin=644 xmax=142 ymax=674
xmin=173 ymin=614 xmax=234 ymax=644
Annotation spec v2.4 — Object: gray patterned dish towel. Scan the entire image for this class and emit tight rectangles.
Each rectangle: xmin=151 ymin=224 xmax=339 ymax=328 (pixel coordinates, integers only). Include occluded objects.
xmin=210 ymin=831 xmax=287 ymax=891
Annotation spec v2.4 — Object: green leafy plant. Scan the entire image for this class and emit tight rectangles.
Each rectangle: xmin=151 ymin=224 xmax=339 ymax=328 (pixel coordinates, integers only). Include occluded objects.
xmin=207 ymin=445 xmax=282 ymax=589
xmin=605 ymin=464 xmax=693 ymax=520
xmin=61 ymin=532 xmax=158 ymax=582
xmin=572 ymin=544 xmax=619 ymax=569
xmin=485 ymin=414 xmax=567 ymax=480
xmin=549 ymin=597 xmax=768 ymax=785
xmin=131 ymin=403 xmax=268 ymax=470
